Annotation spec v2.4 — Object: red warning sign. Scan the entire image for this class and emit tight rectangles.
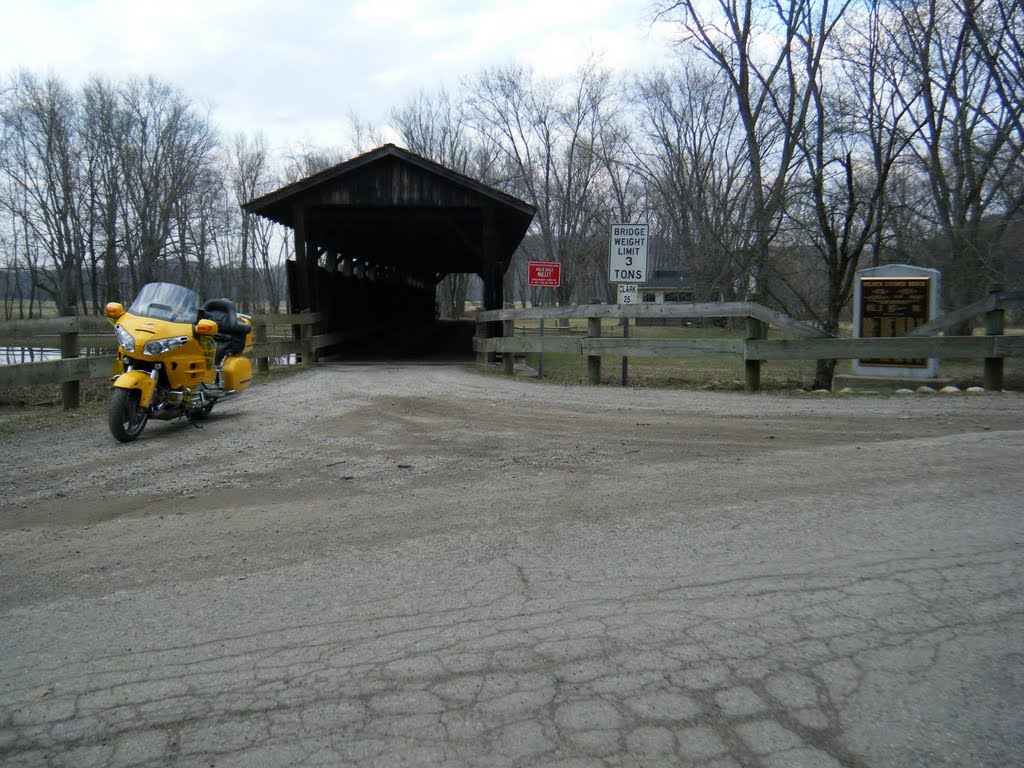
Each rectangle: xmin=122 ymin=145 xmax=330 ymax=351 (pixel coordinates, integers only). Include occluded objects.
xmin=528 ymin=261 xmax=561 ymax=287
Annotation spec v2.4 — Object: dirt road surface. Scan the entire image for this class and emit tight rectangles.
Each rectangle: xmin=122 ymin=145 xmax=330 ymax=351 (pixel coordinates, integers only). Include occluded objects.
xmin=2 ymin=364 xmax=1022 ymax=767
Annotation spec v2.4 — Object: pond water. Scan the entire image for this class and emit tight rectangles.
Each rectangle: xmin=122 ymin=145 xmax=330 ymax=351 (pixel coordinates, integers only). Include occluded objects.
xmin=2 ymin=346 xmax=61 ymax=365
xmin=0 ymin=346 xmax=113 ymax=366
xmin=0 ymin=346 xmax=297 ymax=367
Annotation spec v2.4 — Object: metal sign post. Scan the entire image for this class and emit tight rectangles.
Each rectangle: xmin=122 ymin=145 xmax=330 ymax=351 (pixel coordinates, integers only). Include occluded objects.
xmin=538 ymin=315 xmax=545 ymax=378
xmin=612 ymin=231 xmax=647 ymax=388
xmin=616 ymin=284 xmax=637 ymax=387
xmin=621 ymin=316 xmax=629 ymax=386
xmin=528 ymin=261 xmax=561 ymax=378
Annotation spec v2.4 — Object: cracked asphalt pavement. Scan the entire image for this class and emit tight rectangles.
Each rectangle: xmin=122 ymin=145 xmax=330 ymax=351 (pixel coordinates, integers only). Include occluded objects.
xmin=1 ymin=365 xmax=1022 ymax=767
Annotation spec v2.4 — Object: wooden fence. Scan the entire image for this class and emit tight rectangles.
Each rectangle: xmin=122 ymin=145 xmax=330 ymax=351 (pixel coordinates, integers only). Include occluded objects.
xmin=475 ymin=290 xmax=1024 ymax=392
xmin=5 ymin=289 xmax=1022 ymax=409
xmin=0 ymin=312 xmax=326 ymax=409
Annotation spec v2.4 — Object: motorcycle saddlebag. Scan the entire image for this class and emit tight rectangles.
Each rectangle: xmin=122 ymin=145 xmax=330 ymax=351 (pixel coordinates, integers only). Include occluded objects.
xmin=222 ymin=356 xmax=253 ymax=393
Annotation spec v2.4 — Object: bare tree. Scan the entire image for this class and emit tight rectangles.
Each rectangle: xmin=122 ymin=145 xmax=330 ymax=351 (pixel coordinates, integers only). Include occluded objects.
xmin=0 ymin=71 xmax=87 ymax=313
xmin=467 ymin=61 xmax=612 ymax=305
xmin=656 ymin=0 xmax=851 ymax=293
xmin=223 ymin=133 xmax=262 ymax=311
xmin=584 ymin=74 xmax=642 ymax=302
xmin=632 ymin=64 xmax=751 ymax=301
xmin=348 ymin=110 xmax=386 ymax=155
xmin=779 ymin=0 xmax=915 ymax=385
xmin=116 ymin=77 xmax=219 ymax=293
xmin=883 ymin=0 xmax=1024 ymax=311
xmin=81 ymin=77 xmax=125 ymax=309
xmin=392 ymin=88 xmax=474 ymax=170
xmin=281 ymin=141 xmax=346 ymax=183
xmin=174 ymin=163 xmax=226 ymax=298
xmin=0 ymin=69 xmax=293 ymax=317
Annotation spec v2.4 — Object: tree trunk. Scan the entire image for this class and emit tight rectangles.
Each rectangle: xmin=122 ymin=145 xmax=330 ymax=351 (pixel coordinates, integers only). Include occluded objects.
xmin=813 ymin=358 xmax=836 ymax=390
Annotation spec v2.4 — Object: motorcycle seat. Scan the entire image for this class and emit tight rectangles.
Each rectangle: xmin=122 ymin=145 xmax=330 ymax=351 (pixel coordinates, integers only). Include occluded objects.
xmin=199 ymin=298 xmax=249 ymax=360
xmin=199 ymin=298 xmax=250 ymax=338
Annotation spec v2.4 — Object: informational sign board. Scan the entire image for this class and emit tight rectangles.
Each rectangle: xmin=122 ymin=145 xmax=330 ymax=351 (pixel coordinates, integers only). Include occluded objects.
xmin=852 ymin=264 xmax=941 ymax=378
xmin=609 ymin=224 xmax=648 ymax=283
xmin=527 ymin=261 xmax=561 ymax=288
xmin=617 ymin=284 xmax=639 ymax=305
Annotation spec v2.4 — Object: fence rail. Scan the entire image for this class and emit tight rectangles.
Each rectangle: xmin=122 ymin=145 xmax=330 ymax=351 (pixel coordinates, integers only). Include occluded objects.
xmin=476 ymin=292 xmax=1024 ymax=391
xmin=0 ymin=312 xmax=326 ymax=408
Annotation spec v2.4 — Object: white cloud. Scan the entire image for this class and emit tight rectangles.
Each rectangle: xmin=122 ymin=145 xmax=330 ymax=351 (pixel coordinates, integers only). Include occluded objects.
xmin=0 ymin=0 xmax=676 ymax=152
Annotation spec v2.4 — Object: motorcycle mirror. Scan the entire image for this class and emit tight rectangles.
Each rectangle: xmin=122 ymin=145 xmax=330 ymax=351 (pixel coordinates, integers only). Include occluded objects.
xmin=105 ymin=302 xmax=125 ymax=319
xmin=195 ymin=318 xmax=219 ymax=336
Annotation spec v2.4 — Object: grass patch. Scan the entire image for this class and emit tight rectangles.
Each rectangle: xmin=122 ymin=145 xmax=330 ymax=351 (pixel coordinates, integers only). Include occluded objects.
xmin=0 ymin=399 xmax=106 ymax=438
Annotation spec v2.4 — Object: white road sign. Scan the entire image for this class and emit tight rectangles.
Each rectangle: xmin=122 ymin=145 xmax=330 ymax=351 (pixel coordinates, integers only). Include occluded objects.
xmin=617 ymin=284 xmax=639 ymax=305
xmin=609 ymin=223 xmax=649 ymax=283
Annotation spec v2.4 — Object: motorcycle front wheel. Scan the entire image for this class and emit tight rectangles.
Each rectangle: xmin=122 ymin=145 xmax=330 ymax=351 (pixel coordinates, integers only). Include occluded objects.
xmin=109 ymin=388 xmax=148 ymax=443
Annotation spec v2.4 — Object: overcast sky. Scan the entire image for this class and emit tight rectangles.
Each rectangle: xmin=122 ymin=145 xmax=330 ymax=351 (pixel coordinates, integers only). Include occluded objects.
xmin=0 ymin=0 xmax=677 ymax=153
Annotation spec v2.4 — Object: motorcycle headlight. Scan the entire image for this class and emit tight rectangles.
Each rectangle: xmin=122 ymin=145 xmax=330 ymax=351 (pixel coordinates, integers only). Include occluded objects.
xmin=114 ymin=324 xmax=135 ymax=353
xmin=143 ymin=336 xmax=189 ymax=357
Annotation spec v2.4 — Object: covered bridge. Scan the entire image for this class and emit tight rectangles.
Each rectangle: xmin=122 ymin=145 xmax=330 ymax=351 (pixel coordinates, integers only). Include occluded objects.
xmin=243 ymin=144 xmax=535 ymax=357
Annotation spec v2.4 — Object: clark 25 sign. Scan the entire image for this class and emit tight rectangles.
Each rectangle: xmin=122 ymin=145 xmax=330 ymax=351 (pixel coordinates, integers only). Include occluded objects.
xmin=527 ymin=261 xmax=561 ymax=287
xmin=609 ymin=223 xmax=648 ymax=283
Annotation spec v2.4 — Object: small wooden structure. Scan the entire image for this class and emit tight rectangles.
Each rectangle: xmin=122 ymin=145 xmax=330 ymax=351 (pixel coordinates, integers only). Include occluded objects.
xmin=243 ymin=145 xmax=535 ymax=356
xmin=639 ymin=269 xmax=695 ymax=305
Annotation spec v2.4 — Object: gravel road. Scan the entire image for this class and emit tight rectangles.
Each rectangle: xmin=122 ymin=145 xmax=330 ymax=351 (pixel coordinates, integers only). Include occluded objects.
xmin=2 ymin=364 xmax=1022 ymax=767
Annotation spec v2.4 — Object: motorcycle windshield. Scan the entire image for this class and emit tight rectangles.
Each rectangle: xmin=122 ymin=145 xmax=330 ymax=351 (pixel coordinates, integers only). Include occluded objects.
xmin=128 ymin=283 xmax=200 ymax=323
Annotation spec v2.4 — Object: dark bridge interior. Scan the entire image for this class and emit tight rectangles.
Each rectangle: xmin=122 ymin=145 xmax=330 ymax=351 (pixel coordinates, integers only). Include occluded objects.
xmin=243 ymin=145 xmax=535 ymax=360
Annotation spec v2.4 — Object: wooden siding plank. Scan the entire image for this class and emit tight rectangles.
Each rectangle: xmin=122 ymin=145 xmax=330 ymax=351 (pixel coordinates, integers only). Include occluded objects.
xmin=477 ymin=337 xmax=583 ymax=354
xmin=746 ymin=336 xmax=999 ymax=360
xmin=478 ymin=303 xmax=756 ymax=322
xmin=905 ymin=291 xmax=1024 ymax=336
xmin=994 ymin=336 xmax=1024 ymax=357
xmin=0 ymin=317 xmax=79 ymax=336
xmin=478 ymin=303 xmax=827 ymax=338
xmin=583 ymin=338 xmax=744 ymax=359
xmin=0 ymin=356 xmax=116 ymax=389
xmin=0 ymin=334 xmax=115 ymax=348
xmin=746 ymin=305 xmax=830 ymax=338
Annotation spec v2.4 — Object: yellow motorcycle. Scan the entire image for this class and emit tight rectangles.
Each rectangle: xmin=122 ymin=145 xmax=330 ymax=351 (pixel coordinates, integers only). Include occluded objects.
xmin=105 ymin=282 xmax=254 ymax=442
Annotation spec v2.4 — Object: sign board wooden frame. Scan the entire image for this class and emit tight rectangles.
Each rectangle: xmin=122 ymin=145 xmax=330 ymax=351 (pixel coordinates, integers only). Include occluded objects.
xmin=852 ymin=264 xmax=941 ymax=378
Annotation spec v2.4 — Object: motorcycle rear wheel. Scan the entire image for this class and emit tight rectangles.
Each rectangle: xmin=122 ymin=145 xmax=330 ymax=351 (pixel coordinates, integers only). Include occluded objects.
xmin=109 ymin=388 xmax=148 ymax=443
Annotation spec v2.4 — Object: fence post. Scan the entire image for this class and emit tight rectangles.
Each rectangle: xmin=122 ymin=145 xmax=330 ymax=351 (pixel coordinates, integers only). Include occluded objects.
xmin=503 ymin=319 xmax=515 ymax=376
xmin=588 ymin=316 xmax=602 ymax=385
xmin=475 ymin=318 xmax=487 ymax=365
xmin=745 ymin=311 xmax=767 ymax=393
xmin=254 ymin=321 xmax=269 ymax=374
xmin=300 ymin=309 xmax=314 ymax=367
xmin=984 ymin=285 xmax=1005 ymax=391
xmin=60 ymin=308 xmax=80 ymax=410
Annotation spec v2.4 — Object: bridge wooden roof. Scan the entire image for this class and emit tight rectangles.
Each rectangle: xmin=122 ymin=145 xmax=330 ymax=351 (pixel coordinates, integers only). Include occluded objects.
xmin=243 ymin=144 xmax=535 ymax=282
